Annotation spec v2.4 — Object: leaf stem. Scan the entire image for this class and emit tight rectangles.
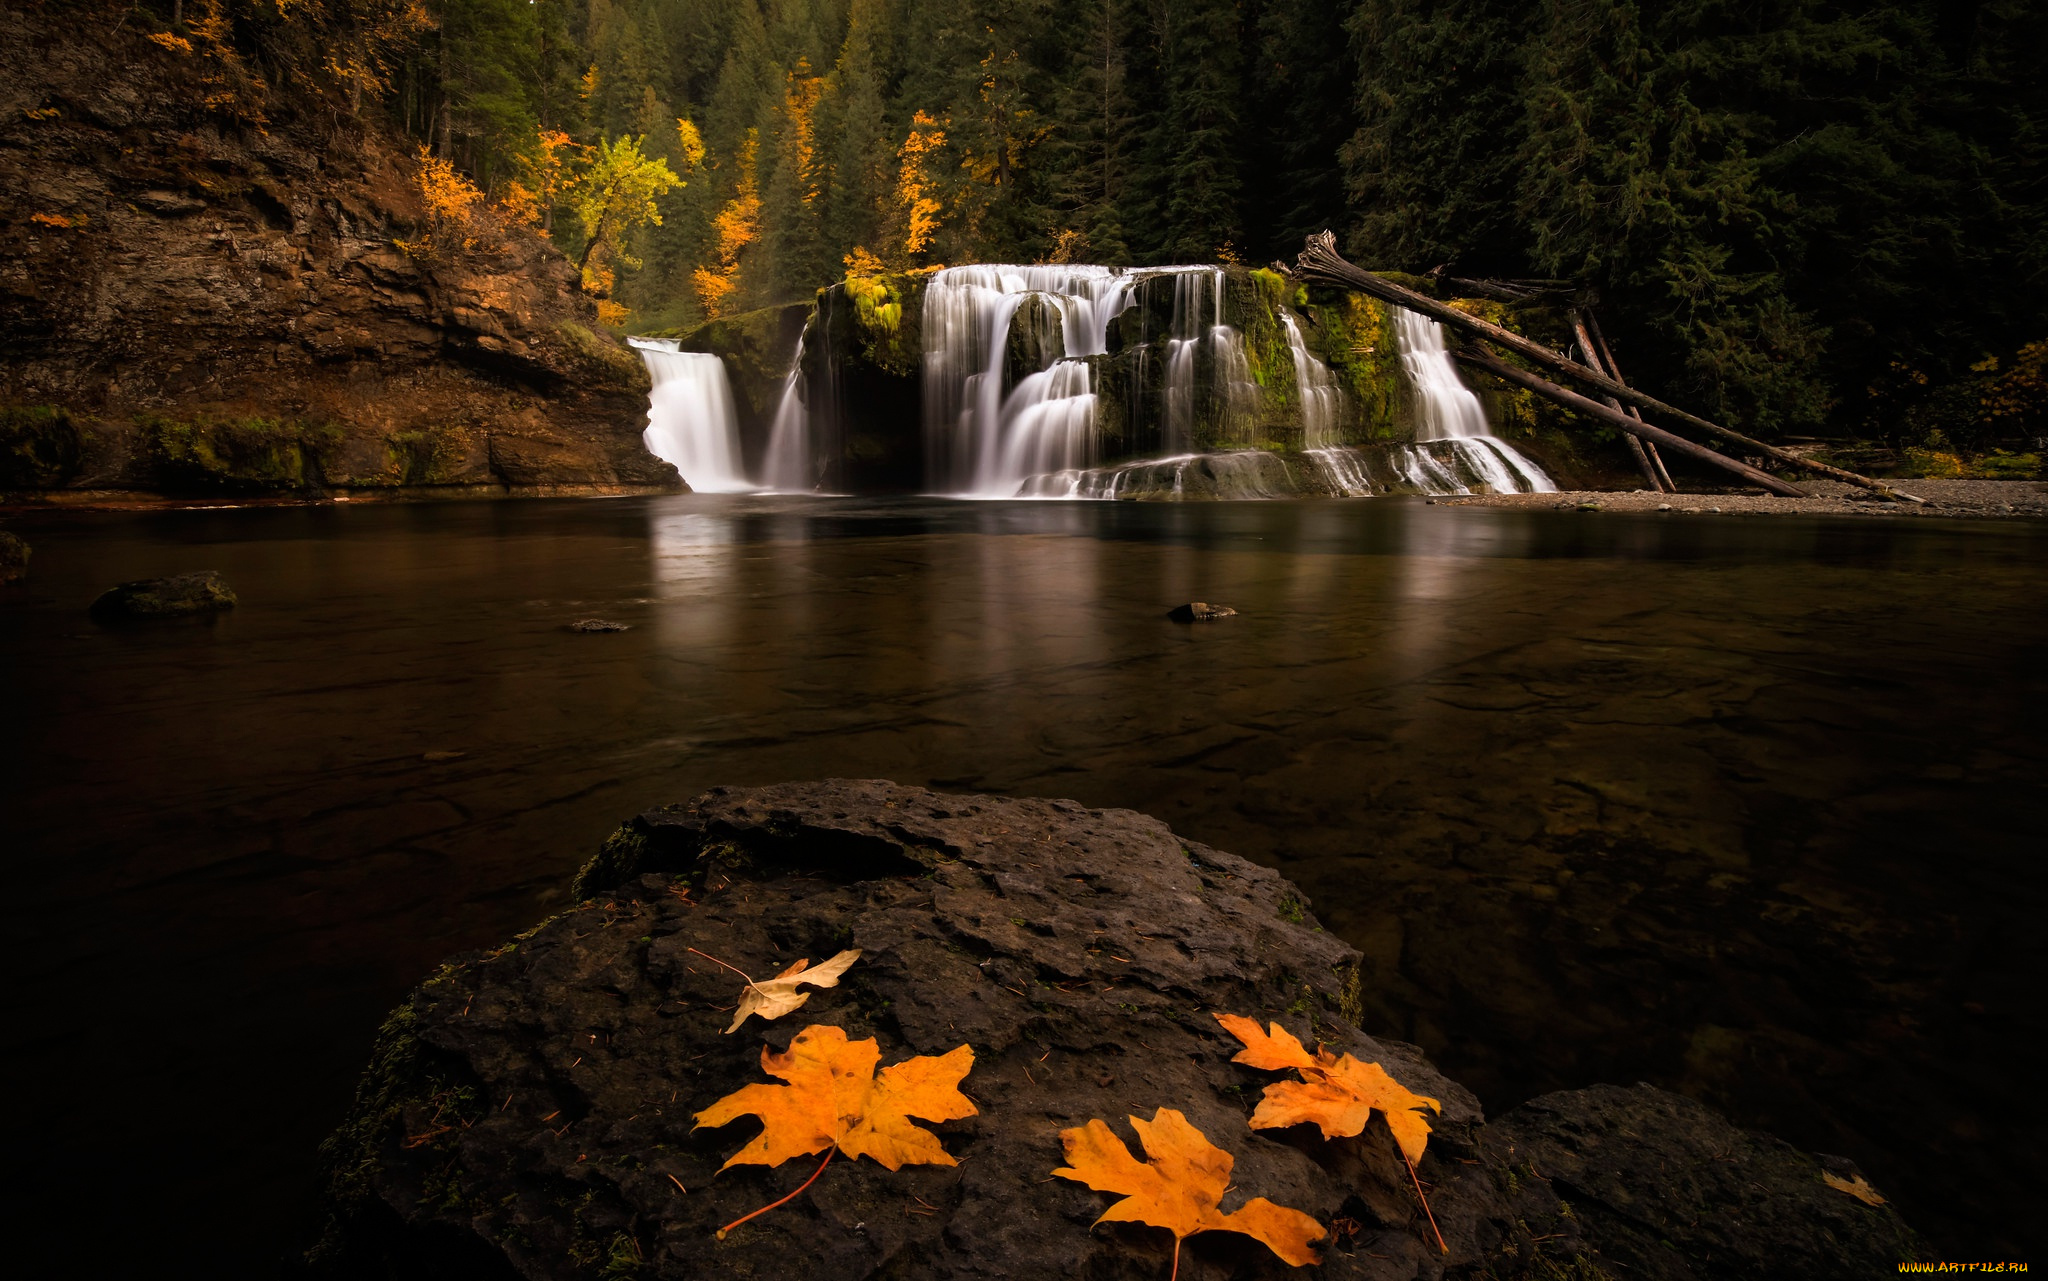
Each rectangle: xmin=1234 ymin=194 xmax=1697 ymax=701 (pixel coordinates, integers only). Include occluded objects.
xmin=1170 ymin=1234 xmax=1181 ymax=1281
xmin=688 ymin=946 xmax=758 ymax=990
xmin=1405 ymin=1157 xmax=1447 ymax=1254
xmin=715 ymin=1147 xmax=834 ymax=1240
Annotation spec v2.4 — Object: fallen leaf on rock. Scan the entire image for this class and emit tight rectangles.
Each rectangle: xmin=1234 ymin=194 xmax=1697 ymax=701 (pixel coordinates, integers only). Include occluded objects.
xmin=1822 ymin=1170 xmax=1888 ymax=1206
xmin=694 ymin=1024 xmax=975 ymax=1237
xmin=1216 ymin=1014 xmax=1441 ymax=1162
xmin=1053 ymin=1107 xmax=1323 ymax=1279
xmin=1217 ymin=1013 xmax=1445 ymax=1251
xmin=689 ymin=946 xmax=861 ymax=1033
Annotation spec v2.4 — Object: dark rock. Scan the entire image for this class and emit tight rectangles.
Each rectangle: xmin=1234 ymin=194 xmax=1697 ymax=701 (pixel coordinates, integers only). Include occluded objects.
xmin=1493 ymin=1084 xmax=1925 ymax=1280
xmin=88 ymin=571 xmax=236 ymax=621
xmin=568 ymin=619 xmax=630 ymax=633
xmin=0 ymin=530 xmax=27 ymax=584
xmin=1168 ymin=601 xmax=1238 ymax=622
xmin=309 ymin=780 xmax=1926 ymax=1279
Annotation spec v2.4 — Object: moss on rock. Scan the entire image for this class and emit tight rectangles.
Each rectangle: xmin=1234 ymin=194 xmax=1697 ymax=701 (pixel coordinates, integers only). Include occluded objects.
xmin=136 ymin=412 xmax=345 ymax=494
xmin=1 ymin=404 xmax=85 ymax=490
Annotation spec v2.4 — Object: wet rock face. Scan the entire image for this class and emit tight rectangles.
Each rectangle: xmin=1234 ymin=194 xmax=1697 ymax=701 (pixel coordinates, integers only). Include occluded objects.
xmin=88 ymin=570 xmax=235 ymax=620
xmin=311 ymin=781 xmax=1925 ymax=1280
xmin=1494 ymin=1085 xmax=1924 ymax=1281
xmin=0 ymin=530 xmax=27 ymax=584
xmin=0 ymin=11 xmax=678 ymax=499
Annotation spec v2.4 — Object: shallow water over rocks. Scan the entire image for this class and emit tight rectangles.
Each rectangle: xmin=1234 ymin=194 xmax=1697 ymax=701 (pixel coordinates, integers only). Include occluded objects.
xmin=3 ymin=494 xmax=2042 ymax=1269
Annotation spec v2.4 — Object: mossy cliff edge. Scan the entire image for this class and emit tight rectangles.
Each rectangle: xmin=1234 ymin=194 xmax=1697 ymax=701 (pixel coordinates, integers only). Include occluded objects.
xmin=0 ymin=9 xmax=680 ymax=503
xmin=310 ymin=779 xmax=1925 ymax=1279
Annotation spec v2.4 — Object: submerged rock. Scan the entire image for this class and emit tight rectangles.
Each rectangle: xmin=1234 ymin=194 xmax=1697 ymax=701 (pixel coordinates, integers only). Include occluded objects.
xmin=1168 ymin=601 xmax=1238 ymax=623
xmin=309 ymin=780 xmax=1925 ymax=1279
xmin=88 ymin=571 xmax=236 ymax=621
xmin=568 ymin=619 xmax=630 ymax=633
xmin=0 ymin=530 xmax=27 ymax=584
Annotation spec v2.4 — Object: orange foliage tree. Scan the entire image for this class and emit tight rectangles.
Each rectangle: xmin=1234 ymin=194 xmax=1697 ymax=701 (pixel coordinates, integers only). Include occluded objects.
xmin=894 ymin=111 xmax=947 ymax=263
xmin=694 ymin=130 xmax=761 ymax=317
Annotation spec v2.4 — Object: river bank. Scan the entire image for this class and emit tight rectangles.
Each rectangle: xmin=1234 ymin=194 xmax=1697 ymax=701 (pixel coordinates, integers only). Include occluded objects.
xmin=1435 ymin=477 xmax=2048 ymax=518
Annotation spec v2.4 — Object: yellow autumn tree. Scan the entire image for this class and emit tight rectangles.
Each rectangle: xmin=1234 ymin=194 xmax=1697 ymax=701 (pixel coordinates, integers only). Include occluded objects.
xmin=694 ymin=130 xmax=761 ymax=318
xmin=570 ymin=133 xmax=684 ymax=297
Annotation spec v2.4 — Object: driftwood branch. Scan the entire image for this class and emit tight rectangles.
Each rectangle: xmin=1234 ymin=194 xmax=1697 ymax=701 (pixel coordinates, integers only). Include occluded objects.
xmin=1441 ymin=275 xmax=1575 ymax=303
xmin=1296 ymin=232 xmax=1919 ymax=502
xmin=1453 ymin=346 xmax=1809 ymax=498
xmin=1570 ymin=310 xmax=1667 ymax=492
xmin=1583 ymin=310 xmax=1678 ymax=492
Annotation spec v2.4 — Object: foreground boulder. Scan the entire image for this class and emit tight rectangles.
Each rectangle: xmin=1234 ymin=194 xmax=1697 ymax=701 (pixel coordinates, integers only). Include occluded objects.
xmin=309 ymin=780 xmax=1922 ymax=1279
xmin=88 ymin=571 xmax=236 ymax=620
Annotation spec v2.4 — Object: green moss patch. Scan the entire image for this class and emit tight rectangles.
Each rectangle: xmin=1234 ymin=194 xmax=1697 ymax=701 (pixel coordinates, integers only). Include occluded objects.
xmin=1 ymin=404 xmax=84 ymax=490
xmin=137 ymin=412 xmax=344 ymax=495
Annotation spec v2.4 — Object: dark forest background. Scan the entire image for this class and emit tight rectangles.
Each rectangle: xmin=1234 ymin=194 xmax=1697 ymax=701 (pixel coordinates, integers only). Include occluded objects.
xmin=118 ymin=0 xmax=2048 ymax=446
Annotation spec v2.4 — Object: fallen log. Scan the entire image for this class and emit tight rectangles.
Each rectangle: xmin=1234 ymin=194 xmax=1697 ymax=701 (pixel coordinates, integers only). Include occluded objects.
xmin=1296 ymin=232 xmax=1921 ymax=502
xmin=1570 ymin=310 xmax=1667 ymax=492
xmin=1452 ymin=345 xmax=1809 ymax=498
xmin=1583 ymin=309 xmax=1679 ymax=492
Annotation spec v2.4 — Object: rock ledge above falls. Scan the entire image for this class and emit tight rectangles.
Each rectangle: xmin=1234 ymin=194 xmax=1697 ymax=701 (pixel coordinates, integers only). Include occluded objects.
xmin=309 ymin=780 xmax=1922 ymax=1280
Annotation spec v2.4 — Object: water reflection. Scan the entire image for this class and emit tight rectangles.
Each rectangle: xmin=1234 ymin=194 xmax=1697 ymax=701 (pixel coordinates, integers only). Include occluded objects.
xmin=1 ymin=495 xmax=2042 ymax=1269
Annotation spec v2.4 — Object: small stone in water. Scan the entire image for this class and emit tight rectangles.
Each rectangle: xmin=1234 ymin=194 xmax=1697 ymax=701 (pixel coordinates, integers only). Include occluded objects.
xmin=89 ymin=571 xmax=236 ymax=621
xmin=1168 ymin=602 xmax=1237 ymax=623
xmin=569 ymin=619 xmax=629 ymax=633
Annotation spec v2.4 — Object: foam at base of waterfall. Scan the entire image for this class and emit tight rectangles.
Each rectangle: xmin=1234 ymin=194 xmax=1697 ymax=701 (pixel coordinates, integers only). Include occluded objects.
xmin=633 ymin=341 xmax=752 ymax=493
xmin=1305 ymin=441 xmax=1558 ymax=497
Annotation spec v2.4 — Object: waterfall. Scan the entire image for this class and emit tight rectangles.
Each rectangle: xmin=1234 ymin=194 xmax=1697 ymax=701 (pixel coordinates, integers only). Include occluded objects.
xmin=1392 ymin=309 xmax=1556 ymax=494
xmin=631 ymin=339 xmax=753 ymax=493
xmin=760 ymin=320 xmax=814 ymax=492
xmin=1281 ymin=311 xmax=1344 ymax=448
xmin=922 ymin=265 xmax=1139 ymax=496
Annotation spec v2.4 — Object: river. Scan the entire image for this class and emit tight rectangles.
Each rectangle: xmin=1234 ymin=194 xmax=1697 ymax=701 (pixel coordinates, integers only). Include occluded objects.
xmin=2 ymin=494 xmax=2041 ymax=1270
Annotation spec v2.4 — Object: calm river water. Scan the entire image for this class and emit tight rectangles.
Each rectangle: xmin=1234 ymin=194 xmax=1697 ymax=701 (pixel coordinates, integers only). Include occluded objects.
xmin=2 ymin=494 xmax=2042 ymax=1270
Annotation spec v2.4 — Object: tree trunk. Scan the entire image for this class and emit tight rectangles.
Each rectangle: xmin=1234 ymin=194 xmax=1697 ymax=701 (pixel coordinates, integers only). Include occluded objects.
xmin=1583 ymin=309 xmax=1677 ymax=491
xmin=1572 ymin=310 xmax=1666 ymax=492
xmin=1453 ymin=346 xmax=1809 ymax=498
xmin=1295 ymin=232 xmax=1921 ymax=502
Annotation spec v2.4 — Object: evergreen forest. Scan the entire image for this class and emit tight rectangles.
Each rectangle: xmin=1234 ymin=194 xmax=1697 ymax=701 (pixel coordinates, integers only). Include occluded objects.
xmin=157 ymin=0 xmax=2048 ymax=446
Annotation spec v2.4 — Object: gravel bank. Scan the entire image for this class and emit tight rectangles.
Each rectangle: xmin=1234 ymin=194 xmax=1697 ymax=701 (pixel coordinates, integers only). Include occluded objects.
xmin=1434 ymin=478 xmax=2048 ymax=518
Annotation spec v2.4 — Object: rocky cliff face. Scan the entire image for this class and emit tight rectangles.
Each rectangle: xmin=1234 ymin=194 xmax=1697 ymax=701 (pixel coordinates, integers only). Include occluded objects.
xmin=0 ymin=8 xmax=680 ymax=501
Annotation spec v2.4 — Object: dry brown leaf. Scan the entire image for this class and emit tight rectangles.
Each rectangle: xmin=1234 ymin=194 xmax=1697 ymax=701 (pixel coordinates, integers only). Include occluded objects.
xmin=723 ymin=948 xmax=861 ymax=1033
xmin=1215 ymin=1014 xmax=1441 ymax=1164
xmin=1822 ymin=1170 xmax=1888 ymax=1206
xmin=1053 ymin=1107 xmax=1324 ymax=1279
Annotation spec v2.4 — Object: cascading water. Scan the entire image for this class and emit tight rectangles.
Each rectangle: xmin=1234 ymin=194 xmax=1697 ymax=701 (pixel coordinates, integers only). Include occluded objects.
xmin=923 ymin=265 xmax=1138 ymax=496
xmin=1281 ymin=310 xmax=1344 ymax=448
xmin=760 ymin=321 xmax=815 ymax=492
xmin=630 ymin=338 xmax=753 ymax=493
xmin=1392 ymin=310 xmax=1556 ymax=494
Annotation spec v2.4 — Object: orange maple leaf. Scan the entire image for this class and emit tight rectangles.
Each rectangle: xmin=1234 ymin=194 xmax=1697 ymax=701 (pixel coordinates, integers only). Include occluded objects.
xmin=1053 ymin=1107 xmax=1324 ymax=1279
xmin=1216 ymin=1013 xmax=1446 ymax=1251
xmin=694 ymin=1024 xmax=975 ymax=1237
